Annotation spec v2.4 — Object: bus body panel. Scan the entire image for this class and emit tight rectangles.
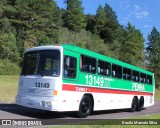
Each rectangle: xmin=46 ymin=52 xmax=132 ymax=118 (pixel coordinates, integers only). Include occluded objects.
xmin=62 ymin=45 xmax=154 ymax=111
xmin=61 ymin=84 xmax=154 ymax=110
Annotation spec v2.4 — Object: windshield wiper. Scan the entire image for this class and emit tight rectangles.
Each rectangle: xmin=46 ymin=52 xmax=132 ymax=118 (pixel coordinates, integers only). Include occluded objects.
xmin=52 ymin=74 xmax=59 ymax=77
xmin=40 ymin=71 xmax=44 ymax=77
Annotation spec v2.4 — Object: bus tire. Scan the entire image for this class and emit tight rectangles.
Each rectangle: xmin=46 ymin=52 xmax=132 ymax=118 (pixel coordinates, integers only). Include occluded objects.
xmin=130 ymin=97 xmax=138 ymax=112
xmin=77 ymin=95 xmax=92 ymax=118
xmin=137 ymin=96 xmax=144 ymax=111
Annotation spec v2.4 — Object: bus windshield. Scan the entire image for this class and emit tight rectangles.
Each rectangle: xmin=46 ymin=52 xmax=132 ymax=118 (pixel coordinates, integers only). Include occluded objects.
xmin=21 ymin=50 xmax=60 ymax=77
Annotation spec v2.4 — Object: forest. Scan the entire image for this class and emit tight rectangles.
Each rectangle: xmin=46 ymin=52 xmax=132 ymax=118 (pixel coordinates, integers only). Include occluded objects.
xmin=0 ymin=0 xmax=160 ymax=88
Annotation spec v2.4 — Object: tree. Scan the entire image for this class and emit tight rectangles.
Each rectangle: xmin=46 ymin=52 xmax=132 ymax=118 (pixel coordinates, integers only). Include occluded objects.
xmin=94 ymin=4 xmax=120 ymax=44
xmin=146 ymin=27 xmax=160 ymax=88
xmin=103 ymin=3 xmax=119 ymax=43
xmin=95 ymin=5 xmax=107 ymax=37
xmin=0 ymin=1 xmax=20 ymax=62
xmin=86 ymin=14 xmax=96 ymax=34
xmin=58 ymin=27 xmax=111 ymax=56
xmin=120 ymin=23 xmax=145 ymax=67
xmin=0 ymin=0 xmax=61 ymax=57
xmin=64 ymin=0 xmax=86 ymax=32
xmin=0 ymin=33 xmax=20 ymax=63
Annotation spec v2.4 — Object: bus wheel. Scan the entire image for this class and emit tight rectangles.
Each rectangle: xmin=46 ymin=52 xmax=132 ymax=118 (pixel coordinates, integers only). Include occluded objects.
xmin=130 ymin=97 xmax=138 ymax=112
xmin=137 ymin=96 xmax=144 ymax=111
xmin=77 ymin=95 xmax=92 ymax=118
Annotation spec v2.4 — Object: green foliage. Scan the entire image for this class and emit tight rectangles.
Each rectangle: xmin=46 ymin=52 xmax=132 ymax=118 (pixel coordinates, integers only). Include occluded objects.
xmin=120 ymin=23 xmax=145 ymax=68
xmin=0 ymin=59 xmax=21 ymax=75
xmin=86 ymin=14 xmax=96 ymax=33
xmin=94 ymin=4 xmax=120 ymax=44
xmin=0 ymin=33 xmax=20 ymax=63
xmin=103 ymin=4 xmax=119 ymax=43
xmin=95 ymin=5 xmax=107 ymax=35
xmin=0 ymin=0 xmax=61 ymax=58
xmin=87 ymin=4 xmax=124 ymax=60
xmin=0 ymin=75 xmax=18 ymax=103
xmin=146 ymin=27 xmax=160 ymax=88
xmin=59 ymin=27 xmax=97 ymax=48
xmin=0 ymin=0 xmax=62 ymax=72
xmin=59 ymin=27 xmax=111 ymax=56
xmin=64 ymin=0 xmax=86 ymax=32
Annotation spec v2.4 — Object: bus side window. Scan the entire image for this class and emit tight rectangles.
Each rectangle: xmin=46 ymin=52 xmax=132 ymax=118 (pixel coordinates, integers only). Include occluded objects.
xmin=64 ymin=56 xmax=77 ymax=78
xmin=147 ymin=75 xmax=152 ymax=85
xmin=112 ymin=70 xmax=116 ymax=77
xmin=112 ymin=64 xmax=122 ymax=78
xmin=105 ymin=62 xmax=110 ymax=76
xmin=81 ymin=55 xmax=96 ymax=73
xmin=132 ymin=71 xmax=139 ymax=82
xmin=98 ymin=60 xmax=110 ymax=76
xmin=123 ymin=68 xmax=131 ymax=80
xmin=140 ymin=73 xmax=146 ymax=83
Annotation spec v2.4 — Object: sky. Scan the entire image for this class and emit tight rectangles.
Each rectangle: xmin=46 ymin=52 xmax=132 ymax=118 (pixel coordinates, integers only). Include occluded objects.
xmin=55 ymin=0 xmax=160 ymax=44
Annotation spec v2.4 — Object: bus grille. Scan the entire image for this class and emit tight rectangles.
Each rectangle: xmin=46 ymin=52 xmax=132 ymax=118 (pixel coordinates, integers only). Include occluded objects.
xmin=19 ymin=87 xmax=51 ymax=96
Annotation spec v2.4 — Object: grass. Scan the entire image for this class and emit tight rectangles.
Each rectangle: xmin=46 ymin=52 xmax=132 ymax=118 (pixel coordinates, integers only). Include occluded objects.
xmin=49 ymin=114 xmax=160 ymax=128
xmin=0 ymin=75 xmax=19 ymax=103
xmin=132 ymin=113 xmax=160 ymax=119
xmin=154 ymin=88 xmax=160 ymax=101
xmin=50 ymin=124 xmax=159 ymax=128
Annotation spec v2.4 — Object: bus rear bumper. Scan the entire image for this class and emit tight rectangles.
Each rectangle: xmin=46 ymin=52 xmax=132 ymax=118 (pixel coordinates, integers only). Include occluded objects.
xmin=16 ymin=95 xmax=60 ymax=111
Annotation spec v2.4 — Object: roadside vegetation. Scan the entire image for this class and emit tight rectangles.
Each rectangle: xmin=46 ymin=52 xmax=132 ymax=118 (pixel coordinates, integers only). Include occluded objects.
xmin=51 ymin=125 xmax=159 ymax=128
xmin=50 ymin=114 xmax=160 ymax=128
xmin=0 ymin=75 xmax=18 ymax=103
xmin=155 ymin=89 xmax=160 ymax=101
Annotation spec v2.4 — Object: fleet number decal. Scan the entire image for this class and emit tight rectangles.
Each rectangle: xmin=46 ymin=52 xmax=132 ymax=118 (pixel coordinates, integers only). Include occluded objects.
xmin=85 ymin=75 xmax=114 ymax=87
xmin=35 ymin=82 xmax=50 ymax=88
xmin=85 ymin=75 xmax=146 ymax=92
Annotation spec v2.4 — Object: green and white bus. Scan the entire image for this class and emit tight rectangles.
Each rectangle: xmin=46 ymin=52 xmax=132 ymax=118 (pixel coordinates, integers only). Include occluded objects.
xmin=16 ymin=44 xmax=155 ymax=118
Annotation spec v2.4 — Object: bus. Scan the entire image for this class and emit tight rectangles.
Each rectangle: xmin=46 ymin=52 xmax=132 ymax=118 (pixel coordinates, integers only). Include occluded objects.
xmin=16 ymin=44 xmax=155 ymax=118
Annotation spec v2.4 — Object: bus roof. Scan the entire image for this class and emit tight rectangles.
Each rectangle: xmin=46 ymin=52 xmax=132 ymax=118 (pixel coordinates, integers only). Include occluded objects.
xmin=61 ymin=44 xmax=153 ymax=75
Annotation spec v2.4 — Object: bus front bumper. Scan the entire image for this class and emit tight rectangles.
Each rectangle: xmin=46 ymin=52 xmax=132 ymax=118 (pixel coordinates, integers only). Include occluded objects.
xmin=16 ymin=95 xmax=60 ymax=111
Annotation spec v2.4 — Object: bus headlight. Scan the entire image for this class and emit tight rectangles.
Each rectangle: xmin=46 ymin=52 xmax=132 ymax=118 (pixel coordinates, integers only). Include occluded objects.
xmin=46 ymin=102 xmax=52 ymax=107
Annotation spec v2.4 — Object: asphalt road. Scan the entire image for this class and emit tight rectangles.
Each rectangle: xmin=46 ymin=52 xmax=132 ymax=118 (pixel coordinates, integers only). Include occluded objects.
xmin=0 ymin=101 xmax=160 ymax=125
